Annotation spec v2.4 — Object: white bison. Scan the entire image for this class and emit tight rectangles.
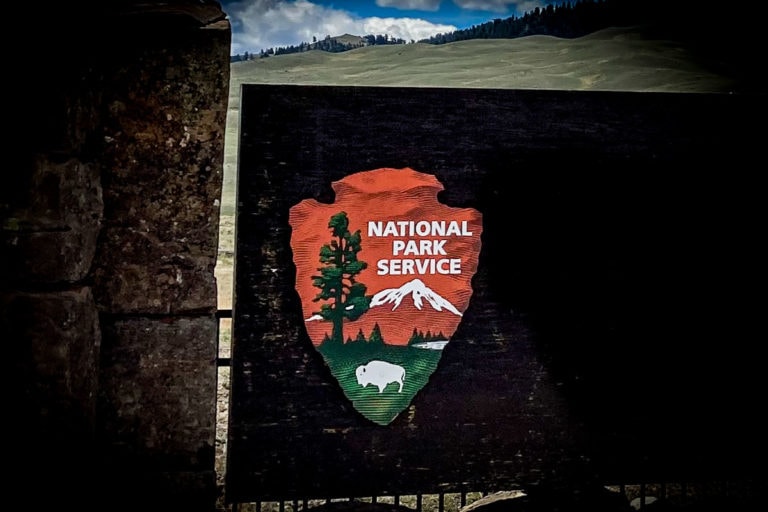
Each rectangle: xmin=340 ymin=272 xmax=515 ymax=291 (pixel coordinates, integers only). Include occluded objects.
xmin=355 ymin=360 xmax=405 ymax=393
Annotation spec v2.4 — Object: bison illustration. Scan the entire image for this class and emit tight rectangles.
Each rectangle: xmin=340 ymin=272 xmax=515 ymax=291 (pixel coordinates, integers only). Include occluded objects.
xmin=355 ymin=360 xmax=405 ymax=393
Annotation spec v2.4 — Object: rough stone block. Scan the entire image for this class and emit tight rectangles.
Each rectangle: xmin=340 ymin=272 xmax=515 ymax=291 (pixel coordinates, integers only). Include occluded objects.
xmin=93 ymin=226 xmax=218 ymax=314
xmin=1 ymin=157 xmax=102 ymax=284
xmin=98 ymin=315 xmax=217 ymax=471
xmin=4 ymin=286 xmax=101 ymax=440
xmin=90 ymin=19 xmax=229 ymax=314
xmin=100 ymin=470 xmax=218 ymax=512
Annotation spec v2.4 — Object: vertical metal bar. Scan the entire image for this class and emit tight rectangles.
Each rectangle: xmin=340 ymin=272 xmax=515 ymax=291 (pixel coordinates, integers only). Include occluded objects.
xmin=280 ymin=499 xmax=286 ymax=512
xmin=416 ymin=493 xmax=423 ymax=512
xmin=372 ymin=495 xmax=378 ymax=504
xmin=438 ymin=493 xmax=445 ymax=512
xmin=303 ymin=498 xmax=309 ymax=510
xmin=639 ymin=483 xmax=646 ymax=510
xmin=394 ymin=495 xmax=400 ymax=507
xmin=460 ymin=491 xmax=467 ymax=508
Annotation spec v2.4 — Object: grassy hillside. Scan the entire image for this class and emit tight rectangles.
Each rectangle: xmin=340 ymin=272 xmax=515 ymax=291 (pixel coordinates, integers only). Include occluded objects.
xmin=230 ymin=26 xmax=737 ymax=93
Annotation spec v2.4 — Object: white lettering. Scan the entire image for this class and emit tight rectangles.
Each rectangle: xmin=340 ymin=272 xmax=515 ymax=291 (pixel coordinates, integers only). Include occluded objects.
xmin=368 ymin=221 xmax=382 ymax=237
xmin=382 ymin=222 xmax=399 ymax=236
xmin=367 ymin=220 xmax=473 ymax=237
xmin=392 ymin=239 xmax=449 ymax=257
xmin=376 ymin=258 xmax=462 ymax=276
xmin=415 ymin=221 xmax=430 ymax=236
xmin=446 ymin=222 xmax=460 ymax=236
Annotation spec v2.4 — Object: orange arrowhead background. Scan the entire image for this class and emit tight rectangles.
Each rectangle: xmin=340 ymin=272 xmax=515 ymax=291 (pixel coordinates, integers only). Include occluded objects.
xmin=289 ymin=167 xmax=483 ymax=346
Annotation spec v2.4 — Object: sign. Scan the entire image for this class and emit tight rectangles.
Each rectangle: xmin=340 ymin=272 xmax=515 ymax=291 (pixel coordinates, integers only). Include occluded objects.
xmin=227 ymin=84 xmax=763 ymax=503
xmin=289 ymin=167 xmax=482 ymax=424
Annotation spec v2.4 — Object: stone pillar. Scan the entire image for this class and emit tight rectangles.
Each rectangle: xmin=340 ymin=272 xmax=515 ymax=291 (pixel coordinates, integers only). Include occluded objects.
xmin=89 ymin=4 xmax=230 ymax=511
xmin=4 ymin=2 xmax=230 ymax=511
xmin=4 ymin=11 xmax=105 ymax=507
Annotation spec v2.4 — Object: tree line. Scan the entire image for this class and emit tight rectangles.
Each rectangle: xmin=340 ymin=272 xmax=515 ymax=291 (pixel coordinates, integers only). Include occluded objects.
xmin=418 ymin=0 xmax=665 ymax=44
xmin=231 ymin=33 xmax=409 ymax=62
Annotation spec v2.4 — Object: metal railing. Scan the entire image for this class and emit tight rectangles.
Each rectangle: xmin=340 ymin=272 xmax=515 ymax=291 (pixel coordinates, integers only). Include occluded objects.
xmin=214 ymin=309 xmax=759 ymax=511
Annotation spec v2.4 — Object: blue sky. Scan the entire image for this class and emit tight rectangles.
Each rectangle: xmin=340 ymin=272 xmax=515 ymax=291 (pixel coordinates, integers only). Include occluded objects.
xmin=220 ymin=0 xmax=558 ymax=55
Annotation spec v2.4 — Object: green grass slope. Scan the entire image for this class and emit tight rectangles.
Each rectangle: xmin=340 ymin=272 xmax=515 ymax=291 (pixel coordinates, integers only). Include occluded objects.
xmin=229 ymin=26 xmax=737 ymax=94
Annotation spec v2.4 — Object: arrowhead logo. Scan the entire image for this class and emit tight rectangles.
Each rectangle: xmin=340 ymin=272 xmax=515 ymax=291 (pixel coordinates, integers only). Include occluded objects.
xmin=289 ymin=168 xmax=483 ymax=425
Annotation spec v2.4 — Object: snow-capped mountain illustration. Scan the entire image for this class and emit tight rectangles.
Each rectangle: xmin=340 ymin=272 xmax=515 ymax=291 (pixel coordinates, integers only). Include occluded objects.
xmin=304 ymin=278 xmax=463 ymax=322
xmin=370 ymin=278 xmax=462 ymax=316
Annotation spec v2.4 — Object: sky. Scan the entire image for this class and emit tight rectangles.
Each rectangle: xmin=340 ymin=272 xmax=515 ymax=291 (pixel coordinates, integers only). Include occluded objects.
xmin=220 ymin=0 xmax=558 ymax=55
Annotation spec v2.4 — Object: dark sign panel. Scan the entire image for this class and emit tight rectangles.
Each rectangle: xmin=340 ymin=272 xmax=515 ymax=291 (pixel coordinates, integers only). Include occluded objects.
xmin=227 ymin=85 xmax=763 ymax=503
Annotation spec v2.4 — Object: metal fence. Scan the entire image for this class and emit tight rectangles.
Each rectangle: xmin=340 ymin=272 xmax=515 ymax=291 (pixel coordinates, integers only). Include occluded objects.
xmin=215 ymin=308 xmax=760 ymax=512
xmin=221 ymin=481 xmax=760 ymax=512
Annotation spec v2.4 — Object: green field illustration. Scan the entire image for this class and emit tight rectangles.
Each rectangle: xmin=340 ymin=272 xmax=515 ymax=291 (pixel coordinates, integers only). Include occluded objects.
xmin=319 ymin=339 xmax=443 ymax=425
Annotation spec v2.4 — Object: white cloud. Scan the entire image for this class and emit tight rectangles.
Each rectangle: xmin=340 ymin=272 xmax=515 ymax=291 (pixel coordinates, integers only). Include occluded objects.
xmin=224 ymin=0 xmax=457 ymax=55
xmin=362 ymin=17 xmax=457 ymax=41
xmin=452 ymin=0 xmax=548 ymax=14
xmin=375 ymin=0 xmax=442 ymax=11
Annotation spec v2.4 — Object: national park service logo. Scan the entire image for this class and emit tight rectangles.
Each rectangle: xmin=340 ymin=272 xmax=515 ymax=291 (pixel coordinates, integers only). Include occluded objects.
xmin=289 ymin=167 xmax=482 ymax=425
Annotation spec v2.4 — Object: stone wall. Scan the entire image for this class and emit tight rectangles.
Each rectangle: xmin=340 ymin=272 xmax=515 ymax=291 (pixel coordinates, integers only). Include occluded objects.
xmin=4 ymin=3 xmax=230 ymax=511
